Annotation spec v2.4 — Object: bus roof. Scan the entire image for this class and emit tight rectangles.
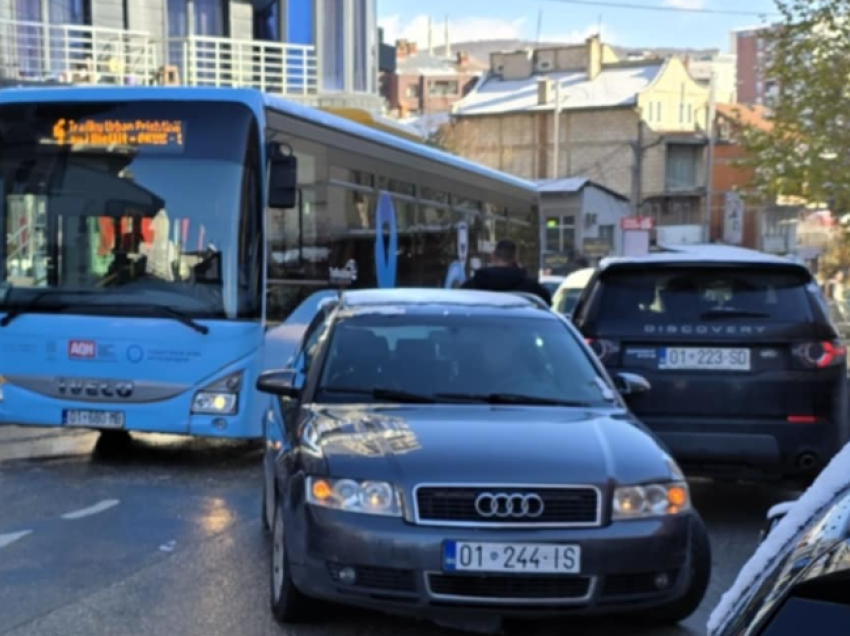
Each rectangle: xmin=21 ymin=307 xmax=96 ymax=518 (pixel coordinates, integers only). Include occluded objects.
xmin=0 ymin=86 xmax=537 ymax=196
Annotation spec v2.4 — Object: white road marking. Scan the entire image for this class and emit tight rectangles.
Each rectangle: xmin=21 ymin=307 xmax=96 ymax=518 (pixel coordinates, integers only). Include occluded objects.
xmin=61 ymin=499 xmax=120 ymax=520
xmin=0 ymin=530 xmax=32 ymax=549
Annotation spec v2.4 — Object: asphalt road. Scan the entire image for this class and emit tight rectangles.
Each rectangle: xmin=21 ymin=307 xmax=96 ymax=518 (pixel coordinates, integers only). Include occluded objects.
xmin=0 ymin=425 xmax=801 ymax=636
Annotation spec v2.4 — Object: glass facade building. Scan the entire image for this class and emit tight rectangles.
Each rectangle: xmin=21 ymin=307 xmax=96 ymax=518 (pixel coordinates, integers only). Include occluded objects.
xmin=2 ymin=0 xmax=379 ymax=105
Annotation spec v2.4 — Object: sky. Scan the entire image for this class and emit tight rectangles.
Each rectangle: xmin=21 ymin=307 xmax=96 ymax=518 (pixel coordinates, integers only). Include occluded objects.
xmin=378 ymin=0 xmax=780 ymax=52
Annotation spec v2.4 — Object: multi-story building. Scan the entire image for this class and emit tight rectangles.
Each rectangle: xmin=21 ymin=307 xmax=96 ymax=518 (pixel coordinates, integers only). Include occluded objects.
xmin=381 ymin=39 xmax=484 ymax=119
xmin=686 ymin=52 xmax=737 ymax=104
xmin=731 ymin=24 xmax=778 ymax=107
xmin=444 ymin=37 xmax=711 ymax=230
xmin=0 ymin=0 xmax=384 ymax=115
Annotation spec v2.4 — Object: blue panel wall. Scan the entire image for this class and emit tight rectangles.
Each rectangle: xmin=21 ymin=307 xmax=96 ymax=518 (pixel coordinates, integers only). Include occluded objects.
xmin=286 ymin=0 xmax=313 ymax=44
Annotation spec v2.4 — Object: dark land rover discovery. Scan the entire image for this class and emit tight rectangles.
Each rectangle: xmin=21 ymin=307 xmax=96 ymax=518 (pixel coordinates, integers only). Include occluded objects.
xmin=572 ymin=245 xmax=849 ymax=482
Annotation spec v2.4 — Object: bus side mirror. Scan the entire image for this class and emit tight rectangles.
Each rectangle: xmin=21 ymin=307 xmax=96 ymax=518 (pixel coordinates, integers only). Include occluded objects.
xmin=268 ymin=149 xmax=298 ymax=209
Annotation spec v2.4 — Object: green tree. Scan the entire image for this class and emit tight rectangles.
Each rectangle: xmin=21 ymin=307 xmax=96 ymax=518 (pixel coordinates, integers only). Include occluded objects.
xmin=744 ymin=1 xmax=850 ymax=214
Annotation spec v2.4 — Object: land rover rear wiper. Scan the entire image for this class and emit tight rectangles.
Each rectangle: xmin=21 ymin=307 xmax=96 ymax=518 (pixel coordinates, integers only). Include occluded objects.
xmin=435 ymin=392 xmax=594 ymax=407
xmin=0 ymin=289 xmax=98 ymax=327
xmin=321 ymin=387 xmax=436 ymax=404
xmin=700 ymin=309 xmax=771 ymax=320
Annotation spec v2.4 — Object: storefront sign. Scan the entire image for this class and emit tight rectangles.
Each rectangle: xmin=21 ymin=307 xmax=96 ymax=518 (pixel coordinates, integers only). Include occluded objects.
xmin=621 ymin=216 xmax=654 ymax=231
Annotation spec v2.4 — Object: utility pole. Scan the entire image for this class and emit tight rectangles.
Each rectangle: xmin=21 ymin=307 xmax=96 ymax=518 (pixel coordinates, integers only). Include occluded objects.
xmin=703 ymin=70 xmax=717 ymax=241
xmin=630 ymin=119 xmax=644 ymax=216
xmin=552 ymin=80 xmax=562 ymax=179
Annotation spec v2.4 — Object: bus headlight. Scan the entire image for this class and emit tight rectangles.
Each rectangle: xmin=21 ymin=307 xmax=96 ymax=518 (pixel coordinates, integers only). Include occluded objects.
xmin=191 ymin=372 xmax=242 ymax=415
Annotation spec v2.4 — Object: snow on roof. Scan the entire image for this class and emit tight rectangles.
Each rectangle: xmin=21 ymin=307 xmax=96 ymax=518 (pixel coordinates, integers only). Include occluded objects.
xmin=537 ymin=177 xmax=629 ymax=201
xmin=454 ymin=62 xmax=664 ymax=116
xmin=399 ymin=112 xmax=451 ymax=137
xmin=342 ymin=288 xmax=537 ymax=310
xmin=601 ymin=244 xmax=809 ymax=270
xmin=708 ymin=441 xmax=850 ymax=634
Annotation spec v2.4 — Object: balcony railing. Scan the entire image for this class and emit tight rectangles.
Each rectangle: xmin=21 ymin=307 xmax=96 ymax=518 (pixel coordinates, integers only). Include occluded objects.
xmin=0 ymin=18 xmax=157 ymax=85
xmin=165 ymin=36 xmax=318 ymax=96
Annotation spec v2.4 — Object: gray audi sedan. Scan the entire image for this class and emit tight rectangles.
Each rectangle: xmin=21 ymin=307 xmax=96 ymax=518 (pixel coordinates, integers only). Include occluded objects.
xmin=257 ymin=289 xmax=710 ymax=627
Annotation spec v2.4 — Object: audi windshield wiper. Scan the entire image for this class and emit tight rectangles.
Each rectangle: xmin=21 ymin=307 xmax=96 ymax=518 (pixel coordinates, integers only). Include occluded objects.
xmin=434 ymin=392 xmax=594 ymax=407
xmin=699 ymin=309 xmax=771 ymax=320
xmin=321 ymin=387 xmax=436 ymax=404
xmin=0 ymin=289 xmax=100 ymax=327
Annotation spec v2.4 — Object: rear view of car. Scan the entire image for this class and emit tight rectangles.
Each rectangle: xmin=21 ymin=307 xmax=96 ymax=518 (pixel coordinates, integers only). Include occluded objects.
xmin=552 ymin=268 xmax=595 ymax=316
xmin=573 ymin=247 xmax=849 ymax=482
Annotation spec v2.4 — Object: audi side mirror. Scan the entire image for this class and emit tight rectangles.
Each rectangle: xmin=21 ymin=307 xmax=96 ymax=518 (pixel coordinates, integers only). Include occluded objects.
xmin=615 ymin=373 xmax=651 ymax=397
xmin=256 ymin=369 xmax=301 ymax=399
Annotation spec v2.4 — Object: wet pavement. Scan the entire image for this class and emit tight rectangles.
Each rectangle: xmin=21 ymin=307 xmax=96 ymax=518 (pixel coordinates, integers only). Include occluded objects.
xmin=0 ymin=425 xmax=800 ymax=636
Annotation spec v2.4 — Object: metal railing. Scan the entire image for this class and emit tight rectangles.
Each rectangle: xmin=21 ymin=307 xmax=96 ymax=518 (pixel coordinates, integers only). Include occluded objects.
xmin=165 ymin=35 xmax=318 ymax=96
xmin=0 ymin=18 xmax=157 ymax=85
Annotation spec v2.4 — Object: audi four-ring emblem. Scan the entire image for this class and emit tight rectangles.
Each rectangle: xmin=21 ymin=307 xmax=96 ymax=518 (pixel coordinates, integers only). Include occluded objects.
xmin=474 ymin=492 xmax=545 ymax=518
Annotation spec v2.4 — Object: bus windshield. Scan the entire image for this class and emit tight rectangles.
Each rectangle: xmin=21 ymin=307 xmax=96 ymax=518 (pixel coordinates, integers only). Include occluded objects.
xmin=0 ymin=100 xmax=261 ymax=320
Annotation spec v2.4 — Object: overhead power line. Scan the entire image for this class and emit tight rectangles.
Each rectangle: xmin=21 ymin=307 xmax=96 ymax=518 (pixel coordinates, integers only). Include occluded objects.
xmin=538 ymin=0 xmax=779 ymax=18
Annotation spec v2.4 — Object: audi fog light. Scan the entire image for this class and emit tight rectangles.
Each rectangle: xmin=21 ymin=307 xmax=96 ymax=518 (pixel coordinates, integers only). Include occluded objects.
xmin=612 ymin=482 xmax=690 ymax=520
xmin=191 ymin=372 xmax=242 ymax=415
xmin=306 ymin=477 xmax=401 ymax=517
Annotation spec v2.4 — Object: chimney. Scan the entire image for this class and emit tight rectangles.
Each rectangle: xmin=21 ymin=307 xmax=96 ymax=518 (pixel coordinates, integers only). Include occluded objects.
xmin=396 ymin=39 xmax=408 ymax=59
xmin=587 ymin=35 xmax=602 ymax=80
xmin=457 ymin=51 xmax=469 ymax=68
xmin=408 ymin=41 xmax=418 ymax=55
xmin=428 ymin=17 xmax=434 ymax=56
xmin=537 ymin=77 xmax=552 ymax=106
xmin=445 ymin=16 xmax=451 ymax=57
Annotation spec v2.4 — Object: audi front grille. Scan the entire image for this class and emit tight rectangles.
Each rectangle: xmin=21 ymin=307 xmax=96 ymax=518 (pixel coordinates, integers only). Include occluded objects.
xmin=413 ymin=484 xmax=602 ymax=527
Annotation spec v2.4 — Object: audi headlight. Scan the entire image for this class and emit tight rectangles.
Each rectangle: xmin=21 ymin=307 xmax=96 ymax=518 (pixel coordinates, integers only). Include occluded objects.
xmin=191 ymin=371 xmax=242 ymax=415
xmin=612 ymin=482 xmax=690 ymax=520
xmin=306 ymin=477 xmax=402 ymax=517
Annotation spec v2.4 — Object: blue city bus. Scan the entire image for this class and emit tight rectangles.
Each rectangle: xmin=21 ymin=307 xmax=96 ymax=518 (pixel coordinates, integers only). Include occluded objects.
xmin=0 ymin=86 xmax=539 ymax=440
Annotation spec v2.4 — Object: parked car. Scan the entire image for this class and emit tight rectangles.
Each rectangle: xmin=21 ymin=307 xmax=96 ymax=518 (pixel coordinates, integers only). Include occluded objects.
xmin=572 ymin=245 xmax=849 ymax=483
xmin=708 ymin=443 xmax=850 ymax=636
xmin=540 ymin=275 xmax=565 ymax=298
xmin=552 ymin=268 xmax=595 ymax=316
xmin=257 ymin=288 xmax=710 ymax=628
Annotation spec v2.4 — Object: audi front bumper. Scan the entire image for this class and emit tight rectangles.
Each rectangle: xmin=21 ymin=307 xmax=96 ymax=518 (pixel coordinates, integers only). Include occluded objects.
xmin=283 ymin=502 xmax=697 ymax=619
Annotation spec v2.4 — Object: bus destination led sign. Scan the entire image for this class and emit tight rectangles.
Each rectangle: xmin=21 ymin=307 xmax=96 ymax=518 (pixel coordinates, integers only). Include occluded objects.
xmin=51 ymin=118 xmax=185 ymax=148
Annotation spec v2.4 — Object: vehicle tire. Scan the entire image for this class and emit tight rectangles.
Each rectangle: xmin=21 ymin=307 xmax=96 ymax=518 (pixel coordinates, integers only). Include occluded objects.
xmin=635 ymin=514 xmax=712 ymax=625
xmin=270 ymin=504 xmax=317 ymax=623
xmin=93 ymin=430 xmax=133 ymax=458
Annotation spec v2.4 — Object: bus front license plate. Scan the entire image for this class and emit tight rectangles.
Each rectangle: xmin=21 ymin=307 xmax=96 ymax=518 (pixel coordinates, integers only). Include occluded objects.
xmin=63 ymin=410 xmax=125 ymax=429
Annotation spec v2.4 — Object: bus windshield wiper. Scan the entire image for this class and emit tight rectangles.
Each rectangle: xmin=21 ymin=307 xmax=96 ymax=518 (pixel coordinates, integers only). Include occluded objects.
xmin=434 ymin=392 xmax=594 ymax=407
xmin=118 ymin=304 xmax=210 ymax=335
xmin=321 ymin=387 xmax=436 ymax=404
xmin=0 ymin=289 xmax=99 ymax=327
xmin=700 ymin=309 xmax=771 ymax=320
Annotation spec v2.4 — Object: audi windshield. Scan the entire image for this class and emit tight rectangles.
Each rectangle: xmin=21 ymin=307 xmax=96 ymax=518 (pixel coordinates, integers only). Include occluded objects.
xmin=0 ymin=100 xmax=262 ymax=320
xmin=315 ymin=313 xmax=612 ymax=406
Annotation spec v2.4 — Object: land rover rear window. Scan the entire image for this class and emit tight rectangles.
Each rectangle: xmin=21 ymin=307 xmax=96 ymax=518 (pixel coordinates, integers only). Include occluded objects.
xmin=594 ymin=267 xmax=813 ymax=324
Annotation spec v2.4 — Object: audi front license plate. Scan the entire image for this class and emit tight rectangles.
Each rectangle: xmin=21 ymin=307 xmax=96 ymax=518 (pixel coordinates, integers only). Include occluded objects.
xmin=444 ymin=542 xmax=581 ymax=574
xmin=63 ymin=409 xmax=125 ymax=429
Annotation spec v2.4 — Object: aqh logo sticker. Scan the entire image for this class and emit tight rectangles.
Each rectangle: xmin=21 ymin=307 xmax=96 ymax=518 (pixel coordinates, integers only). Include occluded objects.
xmin=68 ymin=340 xmax=96 ymax=359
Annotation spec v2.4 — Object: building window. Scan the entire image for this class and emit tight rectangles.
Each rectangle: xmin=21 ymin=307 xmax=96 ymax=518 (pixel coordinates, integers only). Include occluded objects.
xmin=657 ymin=102 xmax=663 ymax=121
xmin=254 ymin=0 xmax=280 ymax=41
xmin=193 ymin=0 xmax=225 ymax=36
xmin=545 ymin=216 xmax=576 ymax=254
xmin=666 ymin=145 xmax=700 ymax=191
xmin=429 ymin=80 xmax=459 ymax=96
xmin=286 ymin=0 xmax=314 ymax=45
xmin=406 ymin=84 xmax=421 ymax=98
xmin=598 ymin=224 xmax=615 ymax=247
xmin=648 ymin=102 xmax=654 ymax=121
xmin=688 ymin=104 xmax=693 ymax=123
xmin=322 ymin=0 xmax=346 ymax=91
xmin=679 ymin=102 xmax=684 ymax=124
xmin=352 ymin=0 xmax=368 ymax=92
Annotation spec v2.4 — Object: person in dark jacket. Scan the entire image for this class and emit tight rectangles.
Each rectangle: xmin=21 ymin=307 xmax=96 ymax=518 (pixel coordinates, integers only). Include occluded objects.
xmin=462 ymin=239 xmax=552 ymax=305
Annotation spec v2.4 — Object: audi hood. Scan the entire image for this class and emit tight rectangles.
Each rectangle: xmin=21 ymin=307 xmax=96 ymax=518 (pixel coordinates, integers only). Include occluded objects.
xmin=301 ymin=405 xmax=679 ymax=487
